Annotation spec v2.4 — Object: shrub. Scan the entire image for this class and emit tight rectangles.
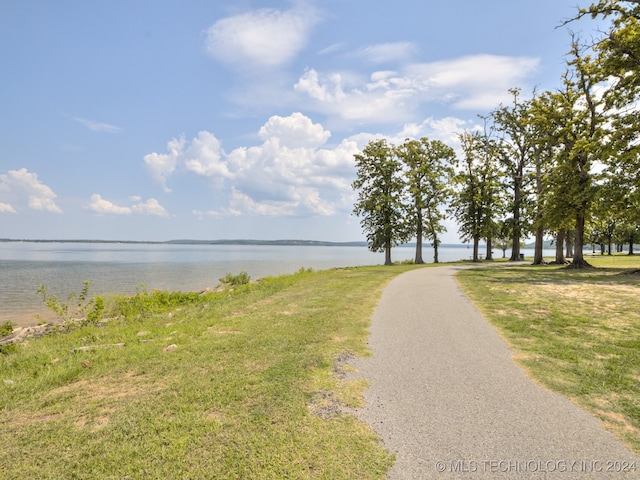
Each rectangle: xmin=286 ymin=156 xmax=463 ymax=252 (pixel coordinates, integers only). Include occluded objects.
xmin=37 ymin=280 xmax=104 ymax=325
xmin=0 ymin=321 xmax=15 ymax=337
xmin=219 ymin=271 xmax=251 ymax=287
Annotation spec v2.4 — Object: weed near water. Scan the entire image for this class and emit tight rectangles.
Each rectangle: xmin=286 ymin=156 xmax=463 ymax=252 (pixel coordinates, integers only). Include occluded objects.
xmin=457 ymin=255 xmax=640 ymax=453
xmin=0 ymin=265 xmax=421 ymax=479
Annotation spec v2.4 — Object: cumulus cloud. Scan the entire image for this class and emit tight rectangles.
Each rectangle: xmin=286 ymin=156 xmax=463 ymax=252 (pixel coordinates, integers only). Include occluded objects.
xmin=204 ymin=4 xmax=319 ymax=70
xmin=294 ymin=54 xmax=540 ymax=122
xmin=87 ymin=194 xmax=169 ymax=217
xmin=0 ymin=168 xmax=63 ymax=213
xmin=258 ymin=112 xmax=331 ymax=148
xmin=143 ymin=137 xmax=185 ymax=193
xmin=144 ymin=113 xmax=360 ymax=219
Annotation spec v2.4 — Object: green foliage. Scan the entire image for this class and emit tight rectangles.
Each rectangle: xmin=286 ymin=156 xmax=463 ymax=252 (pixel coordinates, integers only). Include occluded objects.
xmin=0 ymin=321 xmax=15 ymax=337
xmin=449 ymin=130 xmax=503 ymax=261
xmin=108 ymin=289 xmax=211 ymax=319
xmin=218 ymin=271 xmax=251 ymax=286
xmin=0 ymin=343 xmax=17 ymax=356
xmin=37 ymin=280 xmax=104 ymax=325
xmin=396 ymin=137 xmax=456 ymax=263
xmin=352 ymin=139 xmax=409 ymax=264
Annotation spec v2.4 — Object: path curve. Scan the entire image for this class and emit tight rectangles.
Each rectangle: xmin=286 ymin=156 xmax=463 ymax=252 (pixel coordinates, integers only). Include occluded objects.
xmin=352 ymin=266 xmax=639 ymax=479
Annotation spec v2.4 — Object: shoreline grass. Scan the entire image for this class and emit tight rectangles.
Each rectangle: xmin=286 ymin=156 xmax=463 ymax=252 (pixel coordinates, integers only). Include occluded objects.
xmin=456 ymin=255 xmax=640 ymax=454
xmin=0 ymin=264 xmax=424 ymax=479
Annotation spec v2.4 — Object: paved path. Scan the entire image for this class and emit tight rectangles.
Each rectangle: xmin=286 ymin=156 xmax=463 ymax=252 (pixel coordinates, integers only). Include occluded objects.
xmin=352 ymin=266 xmax=640 ymax=479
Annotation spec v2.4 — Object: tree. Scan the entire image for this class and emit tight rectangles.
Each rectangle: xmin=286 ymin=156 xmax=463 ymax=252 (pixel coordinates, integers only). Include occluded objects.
xmin=530 ymin=41 xmax=609 ymax=268
xmin=494 ymin=220 xmax=512 ymax=258
xmin=397 ymin=137 xmax=456 ymax=264
xmin=352 ymin=139 xmax=408 ymax=265
xmin=579 ymin=1 xmax=640 ymax=106
xmin=491 ymin=89 xmax=537 ymax=262
xmin=563 ymin=41 xmax=610 ymax=268
xmin=577 ymin=1 xmax=640 ymax=234
xmin=450 ymin=131 xmax=503 ymax=262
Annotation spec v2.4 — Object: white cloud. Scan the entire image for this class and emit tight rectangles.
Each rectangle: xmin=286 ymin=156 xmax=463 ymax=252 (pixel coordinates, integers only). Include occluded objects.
xmin=143 ymin=136 xmax=185 ymax=193
xmin=144 ymin=113 xmax=360 ymax=219
xmin=258 ymin=112 xmax=331 ymax=148
xmin=295 ymin=68 xmax=421 ymax=123
xmin=407 ymin=55 xmax=540 ymax=109
xmin=88 ymin=194 xmax=131 ymax=215
xmin=294 ymin=54 xmax=541 ymax=122
xmin=183 ymin=131 xmax=231 ymax=180
xmin=204 ymin=4 xmax=319 ymax=70
xmin=130 ymin=198 xmax=170 ymax=217
xmin=0 ymin=202 xmax=16 ymax=213
xmin=351 ymin=42 xmax=417 ymax=64
xmin=0 ymin=168 xmax=63 ymax=213
xmin=87 ymin=194 xmax=169 ymax=217
xmin=397 ymin=117 xmax=475 ymax=146
xmin=69 ymin=115 xmax=122 ymax=133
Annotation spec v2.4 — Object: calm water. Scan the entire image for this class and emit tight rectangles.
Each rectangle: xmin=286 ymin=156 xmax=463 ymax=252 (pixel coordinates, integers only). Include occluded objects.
xmin=0 ymin=241 xmax=519 ymax=326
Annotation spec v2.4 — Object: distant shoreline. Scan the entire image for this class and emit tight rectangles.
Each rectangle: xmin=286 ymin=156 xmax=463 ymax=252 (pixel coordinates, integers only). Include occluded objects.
xmin=0 ymin=238 xmax=472 ymax=248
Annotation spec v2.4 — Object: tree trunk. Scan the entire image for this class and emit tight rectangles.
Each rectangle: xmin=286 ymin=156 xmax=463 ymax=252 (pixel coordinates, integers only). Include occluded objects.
xmin=509 ymin=172 xmax=522 ymax=261
xmin=414 ymin=221 xmax=424 ymax=264
xmin=473 ymin=235 xmax=480 ymax=262
xmin=629 ymin=239 xmax=635 ymax=255
xmin=568 ymin=214 xmax=592 ymax=268
xmin=433 ymin=237 xmax=440 ymax=264
xmin=486 ymin=237 xmax=493 ymax=260
xmin=555 ymin=230 xmax=566 ymax=264
xmin=532 ymin=149 xmax=544 ymax=266
xmin=384 ymin=241 xmax=392 ymax=265
xmin=509 ymin=232 xmax=521 ymax=261
xmin=565 ymin=231 xmax=574 ymax=258
xmin=533 ymin=225 xmax=544 ymax=265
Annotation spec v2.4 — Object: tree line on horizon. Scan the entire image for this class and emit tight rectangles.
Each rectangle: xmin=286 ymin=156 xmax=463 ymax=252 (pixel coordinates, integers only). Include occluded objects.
xmin=352 ymin=0 xmax=640 ymax=268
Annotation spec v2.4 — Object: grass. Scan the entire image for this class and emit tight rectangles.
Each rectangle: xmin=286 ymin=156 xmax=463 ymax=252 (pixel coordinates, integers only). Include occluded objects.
xmin=456 ymin=254 xmax=640 ymax=454
xmin=0 ymin=265 xmax=425 ymax=479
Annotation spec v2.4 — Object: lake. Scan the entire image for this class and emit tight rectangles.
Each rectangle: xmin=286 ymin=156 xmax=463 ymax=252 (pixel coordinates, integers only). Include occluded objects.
xmin=0 ymin=241 xmax=532 ymax=326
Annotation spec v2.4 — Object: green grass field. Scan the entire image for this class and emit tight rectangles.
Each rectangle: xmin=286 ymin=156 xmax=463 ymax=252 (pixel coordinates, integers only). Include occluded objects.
xmin=2 ymin=254 xmax=638 ymax=478
xmin=0 ymin=265 xmax=425 ymax=479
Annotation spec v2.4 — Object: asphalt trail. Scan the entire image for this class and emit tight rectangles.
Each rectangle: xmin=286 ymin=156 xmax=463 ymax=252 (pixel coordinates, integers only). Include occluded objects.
xmin=352 ymin=266 xmax=639 ymax=479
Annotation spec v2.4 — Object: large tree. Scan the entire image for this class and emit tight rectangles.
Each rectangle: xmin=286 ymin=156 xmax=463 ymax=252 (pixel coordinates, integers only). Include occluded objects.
xmin=450 ymin=131 xmax=503 ymax=262
xmin=578 ymin=1 xmax=640 ymax=209
xmin=491 ymin=89 xmax=537 ymax=262
xmin=397 ymin=137 xmax=456 ymax=264
xmin=528 ymin=90 xmax=576 ymax=265
xmin=352 ymin=139 xmax=408 ymax=265
xmin=531 ymin=42 xmax=609 ymax=268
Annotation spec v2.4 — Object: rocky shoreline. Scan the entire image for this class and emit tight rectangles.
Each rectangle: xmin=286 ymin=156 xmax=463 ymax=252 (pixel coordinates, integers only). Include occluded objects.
xmin=0 ymin=323 xmax=58 ymax=346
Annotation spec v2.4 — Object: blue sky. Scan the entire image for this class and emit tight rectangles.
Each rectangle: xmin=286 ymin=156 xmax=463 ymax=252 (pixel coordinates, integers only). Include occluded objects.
xmin=1 ymin=1 xmax=604 ymax=242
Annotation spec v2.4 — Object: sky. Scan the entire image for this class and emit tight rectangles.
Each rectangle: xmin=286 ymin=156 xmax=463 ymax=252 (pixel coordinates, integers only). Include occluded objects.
xmin=0 ymin=0 xmax=606 ymax=243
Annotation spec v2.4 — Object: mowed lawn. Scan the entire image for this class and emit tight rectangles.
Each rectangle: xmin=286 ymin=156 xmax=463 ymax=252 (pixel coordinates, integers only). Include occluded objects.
xmin=457 ymin=254 xmax=640 ymax=454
